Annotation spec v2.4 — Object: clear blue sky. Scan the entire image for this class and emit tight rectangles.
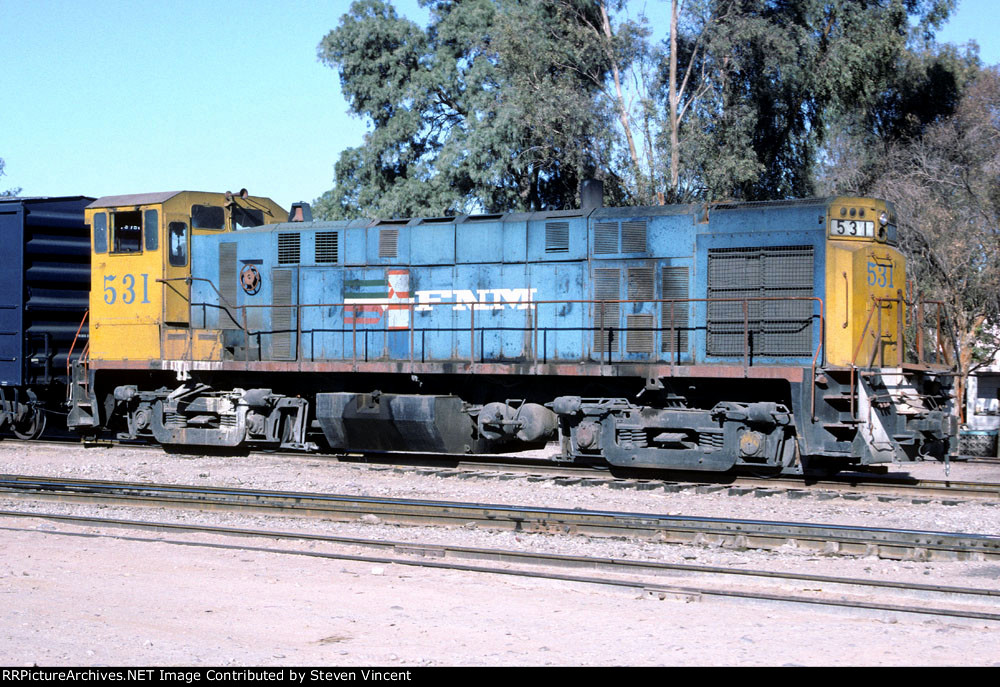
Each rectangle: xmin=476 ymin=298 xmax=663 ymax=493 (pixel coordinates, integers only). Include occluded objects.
xmin=1 ymin=0 xmax=997 ymax=211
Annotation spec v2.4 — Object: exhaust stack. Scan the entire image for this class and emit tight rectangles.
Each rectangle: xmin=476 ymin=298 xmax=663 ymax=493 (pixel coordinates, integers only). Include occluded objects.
xmin=581 ymin=179 xmax=604 ymax=211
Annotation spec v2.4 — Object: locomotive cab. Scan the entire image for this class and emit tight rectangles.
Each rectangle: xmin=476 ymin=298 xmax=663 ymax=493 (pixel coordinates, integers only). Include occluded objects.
xmin=84 ymin=191 xmax=285 ymax=362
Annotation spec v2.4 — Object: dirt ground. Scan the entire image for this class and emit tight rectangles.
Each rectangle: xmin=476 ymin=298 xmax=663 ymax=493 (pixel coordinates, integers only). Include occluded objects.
xmin=1 ymin=442 xmax=999 ymax=667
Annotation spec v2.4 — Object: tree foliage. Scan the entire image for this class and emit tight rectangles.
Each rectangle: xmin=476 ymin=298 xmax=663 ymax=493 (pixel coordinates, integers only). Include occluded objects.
xmin=817 ymin=40 xmax=980 ymax=195
xmin=314 ymin=0 xmax=621 ymax=218
xmin=683 ymin=0 xmax=955 ymax=201
xmin=315 ymin=1 xmax=959 ymax=216
xmin=311 ymin=0 xmax=999 ymax=416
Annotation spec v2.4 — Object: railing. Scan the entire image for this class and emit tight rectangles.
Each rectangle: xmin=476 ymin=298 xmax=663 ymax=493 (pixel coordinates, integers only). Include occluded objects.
xmin=847 ymin=296 xmax=949 ymax=421
xmin=65 ymin=310 xmax=91 ymax=399
xmin=161 ymin=278 xmax=829 ymax=422
xmin=66 ymin=309 xmax=90 ymax=379
xmin=174 ymin=283 xmax=826 ymax=373
xmin=850 ymin=296 xmax=949 ymax=370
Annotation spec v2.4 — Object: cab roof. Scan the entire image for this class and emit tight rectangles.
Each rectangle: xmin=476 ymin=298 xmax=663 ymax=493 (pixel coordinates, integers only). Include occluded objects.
xmin=87 ymin=192 xmax=183 ymax=209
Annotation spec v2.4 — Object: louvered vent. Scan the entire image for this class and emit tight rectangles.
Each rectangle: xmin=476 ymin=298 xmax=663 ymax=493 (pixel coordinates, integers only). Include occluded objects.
xmin=315 ymin=231 xmax=339 ymax=263
xmin=594 ymin=222 xmax=619 ymax=254
xmin=621 ymin=221 xmax=647 ymax=253
xmin=271 ymin=269 xmax=294 ymax=360
xmin=627 ymin=267 xmax=654 ymax=301
xmin=379 ymin=228 xmax=399 ymax=258
xmin=218 ymin=242 xmax=238 ymax=327
xmin=545 ymin=222 xmax=570 ymax=253
xmin=593 ymin=268 xmax=620 ymax=353
xmin=626 ymin=314 xmax=655 ymax=354
xmin=277 ymin=233 xmax=300 ymax=265
xmin=661 ymin=266 xmax=690 ymax=353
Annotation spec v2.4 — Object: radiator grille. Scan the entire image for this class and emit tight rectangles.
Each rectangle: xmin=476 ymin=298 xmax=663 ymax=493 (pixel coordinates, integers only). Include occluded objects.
xmin=315 ymin=231 xmax=339 ymax=263
xmin=545 ymin=222 xmax=570 ymax=253
xmin=707 ymin=246 xmax=814 ymax=356
xmin=627 ymin=267 xmax=654 ymax=301
xmin=626 ymin=314 xmax=655 ymax=354
xmin=277 ymin=233 xmax=300 ymax=265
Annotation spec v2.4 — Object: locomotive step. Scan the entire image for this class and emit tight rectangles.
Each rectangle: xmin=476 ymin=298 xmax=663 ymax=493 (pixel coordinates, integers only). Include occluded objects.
xmin=823 ymin=422 xmax=859 ymax=432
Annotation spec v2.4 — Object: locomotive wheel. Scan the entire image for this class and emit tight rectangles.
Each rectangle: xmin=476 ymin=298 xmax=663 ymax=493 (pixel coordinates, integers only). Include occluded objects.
xmin=12 ymin=407 xmax=47 ymax=440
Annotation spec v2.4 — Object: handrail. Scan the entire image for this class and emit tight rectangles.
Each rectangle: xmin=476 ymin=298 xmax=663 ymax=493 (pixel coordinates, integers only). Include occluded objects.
xmin=850 ymin=296 xmax=949 ymax=370
xmin=846 ymin=296 xmax=950 ymax=421
xmin=181 ymin=293 xmax=825 ymax=373
xmin=158 ymin=277 xmax=243 ymax=330
xmin=66 ymin=309 xmax=89 ymax=379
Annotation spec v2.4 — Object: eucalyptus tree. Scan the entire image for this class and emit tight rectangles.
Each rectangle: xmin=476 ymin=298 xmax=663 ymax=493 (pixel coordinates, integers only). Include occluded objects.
xmin=684 ymin=0 xmax=956 ymax=201
xmin=313 ymin=0 xmax=957 ymax=215
xmin=314 ymin=0 xmax=621 ymax=218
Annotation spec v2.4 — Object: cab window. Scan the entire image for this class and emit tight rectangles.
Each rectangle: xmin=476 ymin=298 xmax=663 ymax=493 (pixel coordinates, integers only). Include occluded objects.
xmin=112 ymin=211 xmax=142 ymax=253
xmin=144 ymin=209 xmax=159 ymax=251
xmin=169 ymin=221 xmax=188 ymax=266
xmin=232 ymin=206 xmax=265 ymax=229
xmin=93 ymin=212 xmax=108 ymax=254
xmin=192 ymin=204 xmax=225 ymax=230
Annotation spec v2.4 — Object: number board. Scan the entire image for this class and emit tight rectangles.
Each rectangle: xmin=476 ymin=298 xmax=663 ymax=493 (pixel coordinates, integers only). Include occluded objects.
xmin=829 ymin=219 xmax=874 ymax=238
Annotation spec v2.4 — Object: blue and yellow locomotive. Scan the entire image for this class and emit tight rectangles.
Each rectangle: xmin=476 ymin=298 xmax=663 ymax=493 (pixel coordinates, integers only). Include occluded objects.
xmin=67 ymin=185 xmax=955 ymax=473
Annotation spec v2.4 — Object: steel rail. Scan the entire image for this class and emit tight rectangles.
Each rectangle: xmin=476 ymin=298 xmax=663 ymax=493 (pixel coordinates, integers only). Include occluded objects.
xmin=3 ymin=510 xmax=999 ymax=623
xmin=733 ymin=474 xmax=1000 ymax=500
xmin=7 ymin=439 xmax=1000 ymax=501
xmin=1 ymin=475 xmax=998 ymax=561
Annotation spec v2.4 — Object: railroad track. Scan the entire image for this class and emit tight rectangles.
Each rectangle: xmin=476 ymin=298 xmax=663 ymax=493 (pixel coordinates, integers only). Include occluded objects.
xmin=360 ymin=463 xmax=1000 ymax=504
xmin=8 ymin=436 xmax=1000 ymax=504
xmin=3 ymin=509 xmax=999 ymax=624
xmin=1 ymin=474 xmax=998 ymax=562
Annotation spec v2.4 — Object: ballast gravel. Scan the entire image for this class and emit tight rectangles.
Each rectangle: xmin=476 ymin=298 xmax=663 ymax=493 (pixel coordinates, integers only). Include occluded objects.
xmin=1 ymin=441 xmax=999 ymax=666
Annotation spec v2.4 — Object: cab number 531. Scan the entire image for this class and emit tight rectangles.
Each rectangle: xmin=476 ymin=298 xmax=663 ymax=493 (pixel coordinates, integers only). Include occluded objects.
xmin=103 ymin=273 xmax=151 ymax=305
xmin=866 ymin=262 xmax=894 ymax=288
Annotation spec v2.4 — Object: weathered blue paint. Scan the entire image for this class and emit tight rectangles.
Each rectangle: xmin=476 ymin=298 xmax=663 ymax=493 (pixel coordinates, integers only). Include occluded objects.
xmin=191 ymin=199 xmax=834 ymax=368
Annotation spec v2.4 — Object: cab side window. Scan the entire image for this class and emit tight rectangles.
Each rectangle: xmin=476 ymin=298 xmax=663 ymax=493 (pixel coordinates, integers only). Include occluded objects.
xmin=112 ymin=211 xmax=142 ymax=253
xmin=93 ymin=212 xmax=108 ymax=253
xmin=144 ymin=209 xmax=159 ymax=251
xmin=169 ymin=221 xmax=188 ymax=267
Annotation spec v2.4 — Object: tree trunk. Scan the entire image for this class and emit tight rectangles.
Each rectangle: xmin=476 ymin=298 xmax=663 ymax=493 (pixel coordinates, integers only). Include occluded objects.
xmin=669 ymin=0 xmax=680 ymax=194
xmin=600 ymin=1 xmax=643 ymax=198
